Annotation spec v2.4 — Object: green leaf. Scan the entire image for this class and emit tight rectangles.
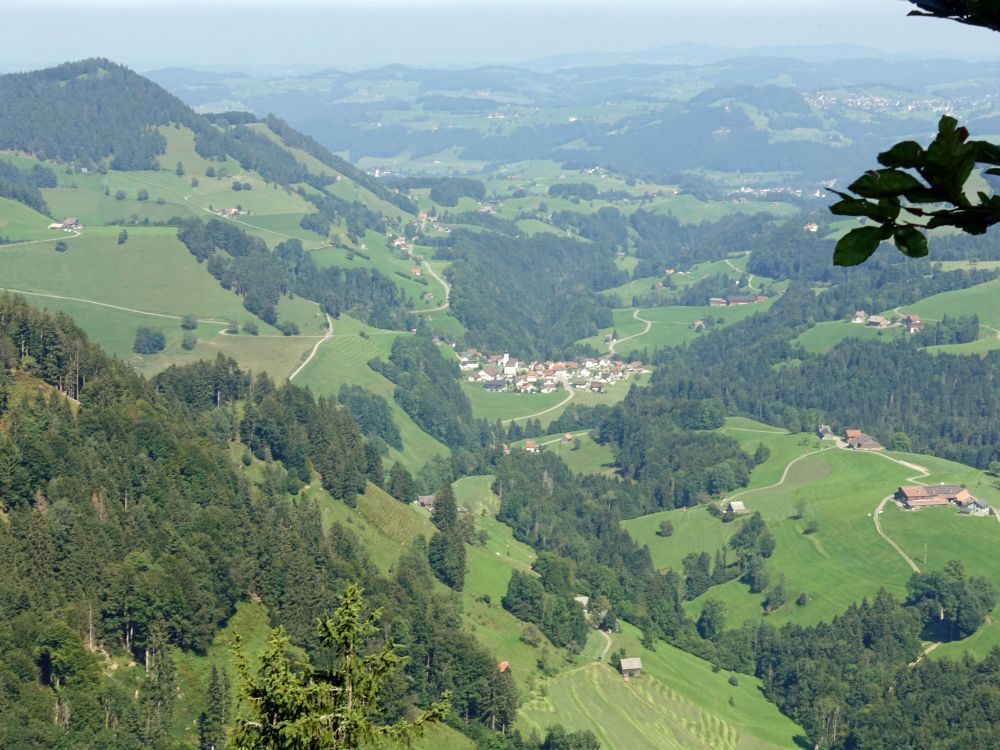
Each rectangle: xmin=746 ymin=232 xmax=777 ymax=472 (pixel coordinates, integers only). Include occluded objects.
xmin=829 ymin=197 xmax=881 ymax=218
xmin=833 ymin=225 xmax=891 ymax=266
xmin=892 ymin=226 xmax=929 ymax=258
xmin=973 ymin=140 xmax=1000 ymax=166
xmin=877 ymin=141 xmax=923 ymax=169
xmin=848 ymin=169 xmax=925 ymax=199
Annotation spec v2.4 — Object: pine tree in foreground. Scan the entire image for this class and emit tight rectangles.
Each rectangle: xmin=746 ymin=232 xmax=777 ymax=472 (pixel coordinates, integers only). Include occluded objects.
xmin=230 ymin=583 xmax=449 ymax=749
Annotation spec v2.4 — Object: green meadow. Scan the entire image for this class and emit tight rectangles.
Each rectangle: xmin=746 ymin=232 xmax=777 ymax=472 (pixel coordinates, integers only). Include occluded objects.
xmin=519 ymin=623 xmax=802 ymax=750
xmin=293 ymin=328 xmax=448 ymax=472
xmin=625 ymin=423 xmax=1000 ymax=652
xmin=0 ymin=197 xmax=55 ymax=241
xmin=510 ymin=432 xmax=616 ymax=477
xmin=461 ymin=381 xmax=569 ymax=423
xmin=580 ymin=301 xmax=774 ymax=356
xmin=793 ymin=319 xmax=901 ymax=353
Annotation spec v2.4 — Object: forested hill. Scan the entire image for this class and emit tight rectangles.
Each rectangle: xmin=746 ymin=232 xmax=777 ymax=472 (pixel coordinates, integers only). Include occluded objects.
xmin=0 ymin=57 xmax=410 ymax=211
xmin=0 ymin=59 xmax=195 ymax=169
xmin=0 ymin=293 xmax=529 ymax=748
xmin=612 ymin=281 xmax=1000 ymax=470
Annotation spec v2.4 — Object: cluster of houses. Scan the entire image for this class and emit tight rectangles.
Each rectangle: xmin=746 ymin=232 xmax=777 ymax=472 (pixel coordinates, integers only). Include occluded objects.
xmin=895 ymin=484 xmax=992 ymax=516
xmin=214 ymin=207 xmax=248 ymax=219
xmin=47 ymin=217 xmax=82 ymax=232
xmin=852 ymin=310 xmax=925 ymax=334
xmin=461 ymin=350 xmax=646 ymax=394
xmin=709 ymin=294 xmax=769 ymax=307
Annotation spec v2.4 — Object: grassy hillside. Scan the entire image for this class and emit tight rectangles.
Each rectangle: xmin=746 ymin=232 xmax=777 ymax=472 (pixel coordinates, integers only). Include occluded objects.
xmin=292 ymin=328 xmax=448 ymax=472
xmin=625 ymin=421 xmax=1000 ymax=652
xmin=0 ymin=196 xmax=54 ymax=241
xmin=519 ymin=623 xmax=802 ymax=750
xmin=793 ymin=319 xmax=901 ymax=353
xmin=579 ymin=300 xmax=774 ymax=357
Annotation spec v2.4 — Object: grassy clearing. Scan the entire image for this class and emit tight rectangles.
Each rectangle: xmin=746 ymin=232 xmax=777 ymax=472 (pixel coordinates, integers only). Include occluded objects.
xmin=902 ymin=277 xmax=1000 ymax=329
xmin=879 ymin=505 xmax=1000 ymax=660
xmin=0 ymin=225 xmax=257 ymax=321
xmin=310 ymin=230 xmax=437 ymax=307
xmin=624 ymin=425 xmax=813 ymax=572
xmin=313 ymin=482 xmax=436 ymax=572
xmin=461 ymin=381 xmax=569 ymax=423
xmin=294 ymin=328 xmax=447 ymax=473
xmin=626 ymin=428 xmax=1000 ymax=646
xmin=640 ymin=194 xmax=798 ymax=223
xmin=0 ymin=197 xmax=54 ymax=240
xmin=172 ymin=600 xmax=273 ymax=746
xmin=519 ymin=622 xmax=801 ymax=750
xmin=794 ymin=320 xmax=902 ymax=354
xmin=580 ymin=302 xmax=773 ymax=356
xmin=511 ymin=432 xmax=616 ymax=477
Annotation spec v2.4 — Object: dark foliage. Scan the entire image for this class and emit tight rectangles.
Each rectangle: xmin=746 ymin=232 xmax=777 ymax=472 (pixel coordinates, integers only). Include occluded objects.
xmin=441 ymin=230 xmax=622 ymax=358
xmin=176 ymin=221 xmax=411 ymax=329
xmin=0 ymin=159 xmax=55 ymax=214
xmin=338 ymin=384 xmax=403 ymax=450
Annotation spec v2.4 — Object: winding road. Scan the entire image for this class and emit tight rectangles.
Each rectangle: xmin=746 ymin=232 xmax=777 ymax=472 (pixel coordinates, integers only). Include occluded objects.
xmin=609 ymin=308 xmax=652 ymax=354
xmin=501 ymin=388 xmax=574 ymax=426
xmin=873 ymin=496 xmax=921 ymax=573
xmin=417 ymin=259 xmax=451 ymax=313
xmin=0 ymin=287 xmax=230 ymax=324
xmin=288 ymin=311 xmax=334 ymax=381
xmin=868 ymin=451 xmax=931 ymax=574
xmin=0 ymin=230 xmax=81 ymax=249
xmin=725 ymin=443 xmax=835 ymax=503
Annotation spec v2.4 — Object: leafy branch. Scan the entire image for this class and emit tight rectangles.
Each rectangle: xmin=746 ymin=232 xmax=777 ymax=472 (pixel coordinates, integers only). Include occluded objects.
xmin=830 ymin=115 xmax=1000 ymax=265
xmin=906 ymin=0 xmax=1000 ymax=31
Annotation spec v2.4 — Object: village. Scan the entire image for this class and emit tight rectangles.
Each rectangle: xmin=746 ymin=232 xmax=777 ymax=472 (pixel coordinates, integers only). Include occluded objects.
xmin=458 ymin=349 xmax=648 ymax=395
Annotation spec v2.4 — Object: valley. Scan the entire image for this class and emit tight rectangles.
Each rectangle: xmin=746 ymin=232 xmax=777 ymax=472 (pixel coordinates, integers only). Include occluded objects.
xmin=3 ymin=40 xmax=1000 ymax=750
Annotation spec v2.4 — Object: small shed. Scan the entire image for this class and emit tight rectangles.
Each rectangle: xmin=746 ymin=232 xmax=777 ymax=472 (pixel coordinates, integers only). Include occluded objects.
xmin=726 ymin=500 xmax=748 ymax=515
xmin=417 ymin=495 xmax=435 ymax=510
xmin=620 ymin=657 xmax=643 ymax=677
xmin=817 ymin=425 xmax=836 ymax=440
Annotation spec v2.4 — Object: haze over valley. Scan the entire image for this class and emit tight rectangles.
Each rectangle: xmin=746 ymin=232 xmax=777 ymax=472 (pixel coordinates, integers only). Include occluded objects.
xmin=2 ymin=3 xmax=1000 ymax=749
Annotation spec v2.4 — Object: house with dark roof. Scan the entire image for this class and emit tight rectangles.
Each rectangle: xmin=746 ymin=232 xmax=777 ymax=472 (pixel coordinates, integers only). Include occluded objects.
xmin=846 ymin=432 xmax=883 ymax=451
xmin=901 ymin=314 xmax=924 ymax=334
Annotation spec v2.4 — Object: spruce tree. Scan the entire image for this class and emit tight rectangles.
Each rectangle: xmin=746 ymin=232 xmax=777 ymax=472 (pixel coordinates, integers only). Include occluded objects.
xmin=230 ymin=584 xmax=448 ymax=749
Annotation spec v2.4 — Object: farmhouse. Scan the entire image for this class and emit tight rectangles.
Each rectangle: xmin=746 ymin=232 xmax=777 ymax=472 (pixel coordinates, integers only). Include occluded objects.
xmin=620 ymin=657 xmax=643 ymax=677
xmin=900 ymin=314 xmax=924 ymax=334
xmin=524 ymin=440 xmax=538 ymax=453
xmin=709 ymin=297 xmax=727 ymax=307
xmin=961 ymin=498 xmax=992 ymax=517
xmin=48 ymin=217 xmax=82 ymax=231
xmin=852 ymin=310 xmax=868 ymax=324
xmin=817 ymin=424 xmax=836 ymax=440
xmin=895 ymin=484 xmax=976 ymax=509
xmin=847 ymin=432 xmax=883 ymax=451
xmin=726 ymin=294 xmax=768 ymax=305
xmin=865 ymin=315 xmax=889 ymax=328
xmin=484 ymin=379 xmax=507 ymax=392
xmin=725 ymin=500 xmax=748 ymax=515
xmin=417 ymin=495 xmax=435 ymax=510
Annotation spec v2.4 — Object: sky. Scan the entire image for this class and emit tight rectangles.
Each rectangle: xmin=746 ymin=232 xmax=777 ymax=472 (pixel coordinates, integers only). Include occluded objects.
xmin=3 ymin=0 xmax=999 ymax=72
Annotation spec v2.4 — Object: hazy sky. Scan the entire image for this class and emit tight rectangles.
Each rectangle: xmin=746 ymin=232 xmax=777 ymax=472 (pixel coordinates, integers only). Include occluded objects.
xmin=4 ymin=0 xmax=999 ymax=71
